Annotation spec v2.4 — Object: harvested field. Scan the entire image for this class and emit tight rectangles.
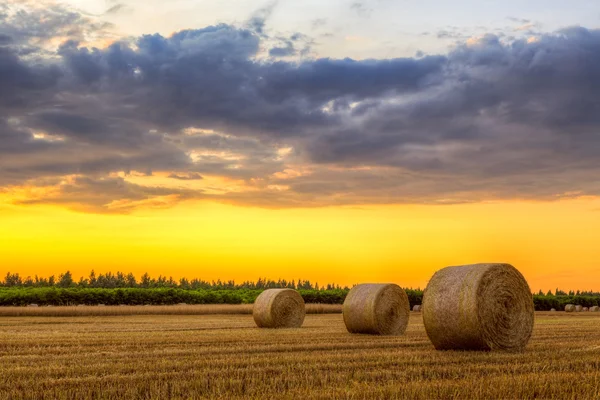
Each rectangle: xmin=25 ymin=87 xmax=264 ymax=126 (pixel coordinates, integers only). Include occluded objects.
xmin=0 ymin=303 xmax=341 ymax=317
xmin=0 ymin=312 xmax=599 ymax=399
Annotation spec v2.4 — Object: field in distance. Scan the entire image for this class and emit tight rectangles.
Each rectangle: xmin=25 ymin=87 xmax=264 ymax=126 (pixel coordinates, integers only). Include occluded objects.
xmin=1 ymin=312 xmax=599 ymax=399
xmin=0 ymin=303 xmax=341 ymax=317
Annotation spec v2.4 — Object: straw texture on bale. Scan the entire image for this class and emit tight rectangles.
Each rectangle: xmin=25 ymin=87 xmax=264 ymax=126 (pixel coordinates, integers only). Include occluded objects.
xmin=413 ymin=305 xmax=422 ymax=312
xmin=252 ymin=289 xmax=305 ymax=328
xmin=565 ymin=304 xmax=575 ymax=312
xmin=575 ymin=305 xmax=583 ymax=312
xmin=422 ymin=263 xmax=534 ymax=351
xmin=590 ymin=306 xmax=600 ymax=312
xmin=342 ymin=283 xmax=410 ymax=335
xmin=583 ymin=307 xmax=589 ymax=312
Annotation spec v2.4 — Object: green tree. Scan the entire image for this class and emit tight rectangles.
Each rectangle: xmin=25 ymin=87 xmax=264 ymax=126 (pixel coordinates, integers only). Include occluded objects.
xmin=58 ymin=271 xmax=74 ymax=288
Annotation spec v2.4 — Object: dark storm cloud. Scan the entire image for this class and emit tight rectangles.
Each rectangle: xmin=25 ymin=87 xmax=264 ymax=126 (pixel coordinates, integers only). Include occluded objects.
xmin=0 ymin=46 xmax=61 ymax=113
xmin=269 ymin=41 xmax=296 ymax=57
xmin=3 ymin=2 xmax=600 ymax=211
xmin=0 ymin=33 xmax=12 ymax=44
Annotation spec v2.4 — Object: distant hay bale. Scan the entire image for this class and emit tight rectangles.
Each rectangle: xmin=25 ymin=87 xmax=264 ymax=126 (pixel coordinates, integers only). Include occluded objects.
xmin=550 ymin=308 xmax=556 ymax=312
xmin=575 ymin=305 xmax=583 ymax=312
xmin=253 ymin=289 xmax=305 ymax=328
xmin=413 ymin=305 xmax=422 ymax=312
xmin=342 ymin=283 xmax=410 ymax=335
xmin=422 ymin=263 xmax=534 ymax=351
xmin=565 ymin=304 xmax=575 ymax=312
xmin=590 ymin=306 xmax=600 ymax=312
xmin=583 ymin=307 xmax=589 ymax=312
xmin=27 ymin=304 xmax=39 ymax=308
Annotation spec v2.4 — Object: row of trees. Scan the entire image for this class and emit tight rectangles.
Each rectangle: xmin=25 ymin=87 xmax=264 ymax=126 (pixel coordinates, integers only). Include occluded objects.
xmin=0 ymin=285 xmax=597 ymax=310
xmin=1 ymin=271 xmax=349 ymax=291
xmin=0 ymin=288 xmax=351 ymax=306
xmin=3 ymin=271 xmax=599 ymax=297
xmin=535 ymin=289 xmax=600 ymax=296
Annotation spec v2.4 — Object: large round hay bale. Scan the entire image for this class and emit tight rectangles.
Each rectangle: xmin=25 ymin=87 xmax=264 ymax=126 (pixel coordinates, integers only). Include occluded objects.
xmin=253 ymin=289 xmax=305 ymax=328
xmin=413 ymin=305 xmax=422 ymax=312
xmin=575 ymin=305 xmax=583 ymax=312
xmin=565 ymin=304 xmax=575 ymax=312
xmin=550 ymin=308 xmax=556 ymax=312
xmin=583 ymin=307 xmax=589 ymax=312
xmin=422 ymin=263 xmax=534 ymax=351
xmin=590 ymin=306 xmax=600 ymax=312
xmin=342 ymin=283 xmax=410 ymax=335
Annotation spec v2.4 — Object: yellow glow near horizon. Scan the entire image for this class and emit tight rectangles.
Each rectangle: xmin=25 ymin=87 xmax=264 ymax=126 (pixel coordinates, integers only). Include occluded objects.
xmin=1 ymin=198 xmax=600 ymax=291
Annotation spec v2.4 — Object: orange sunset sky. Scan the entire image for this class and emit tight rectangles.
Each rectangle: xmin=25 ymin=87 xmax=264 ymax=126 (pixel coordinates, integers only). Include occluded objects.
xmin=2 ymin=197 xmax=600 ymax=291
xmin=2 ymin=0 xmax=600 ymax=292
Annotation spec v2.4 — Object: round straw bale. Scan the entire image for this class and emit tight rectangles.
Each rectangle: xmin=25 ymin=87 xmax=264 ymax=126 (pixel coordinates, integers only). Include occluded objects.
xmin=575 ymin=305 xmax=583 ymax=312
xmin=583 ymin=307 xmax=589 ymax=312
xmin=590 ymin=306 xmax=600 ymax=312
xmin=343 ymin=283 xmax=410 ymax=335
xmin=550 ymin=308 xmax=556 ymax=312
xmin=253 ymin=289 xmax=305 ymax=328
xmin=422 ymin=263 xmax=534 ymax=351
xmin=413 ymin=305 xmax=422 ymax=312
xmin=565 ymin=304 xmax=575 ymax=312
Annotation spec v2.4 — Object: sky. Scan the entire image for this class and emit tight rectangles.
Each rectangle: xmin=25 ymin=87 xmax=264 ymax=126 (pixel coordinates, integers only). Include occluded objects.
xmin=1 ymin=0 xmax=600 ymax=290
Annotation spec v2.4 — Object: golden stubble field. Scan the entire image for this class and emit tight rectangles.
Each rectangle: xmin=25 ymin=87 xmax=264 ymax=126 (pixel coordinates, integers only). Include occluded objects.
xmin=0 ymin=310 xmax=599 ymax=399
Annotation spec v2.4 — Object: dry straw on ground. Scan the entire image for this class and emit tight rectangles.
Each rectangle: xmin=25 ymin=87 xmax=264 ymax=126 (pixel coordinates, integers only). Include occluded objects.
xmin=342 ymin=283 xmax=410 ymax=335
xmin=422 ymin=263 xmax=534 ymax=351
xmin=565 ymin=304 xmax=575 ymax=312
xmin=253 ymin=289 xmax=306 ymax=328
xmin=0 ymin=304 xmax=340 ymax=317
xmin=413 ymin=305 xmax=422 ymax=312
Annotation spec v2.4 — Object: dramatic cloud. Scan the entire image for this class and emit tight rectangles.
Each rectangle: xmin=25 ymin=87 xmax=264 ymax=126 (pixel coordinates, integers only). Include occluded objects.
xmin=2 ymin=2 xmax=600 ymax=212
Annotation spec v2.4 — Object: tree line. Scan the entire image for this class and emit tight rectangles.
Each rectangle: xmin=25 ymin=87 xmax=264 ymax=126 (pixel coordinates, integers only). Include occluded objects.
xmin=0 ymin=271 xmax=599 ymax=310
xmin=1 ymin=271 xmax=349 ymax=291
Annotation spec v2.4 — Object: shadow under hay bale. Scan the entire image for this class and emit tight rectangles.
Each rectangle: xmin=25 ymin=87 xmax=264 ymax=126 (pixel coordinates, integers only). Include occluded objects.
xmin=342 ymin=283 xmax=410 ymax=335
xmin=252 ymin=289 xmax=305 ymax=328
xmin=422 ymin=263 xmax=534 ymax=352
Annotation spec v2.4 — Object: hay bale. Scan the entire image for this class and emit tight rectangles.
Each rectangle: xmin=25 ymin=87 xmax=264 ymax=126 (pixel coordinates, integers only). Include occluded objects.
xmin=575 ymin=305 xmax=583 ymax=312
xmin=342 ymin=283 xmax=409 ymax=335
xmin=413 ymin=305 xmax=422 ymax=312
xmin=565 ymin=304 xmax=575 ymax=312
xmin=583 ymin=307 xmax=589 ymax=312
xmin=590 ymin=306 xmax=600 ymax=312
xmin=253 ymin=289 xmax=305 ymax=328
xmin=422 ymin=263 xmax=534 ymax=351
xmin=550 ymin=308 xmax=556 ymax=312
